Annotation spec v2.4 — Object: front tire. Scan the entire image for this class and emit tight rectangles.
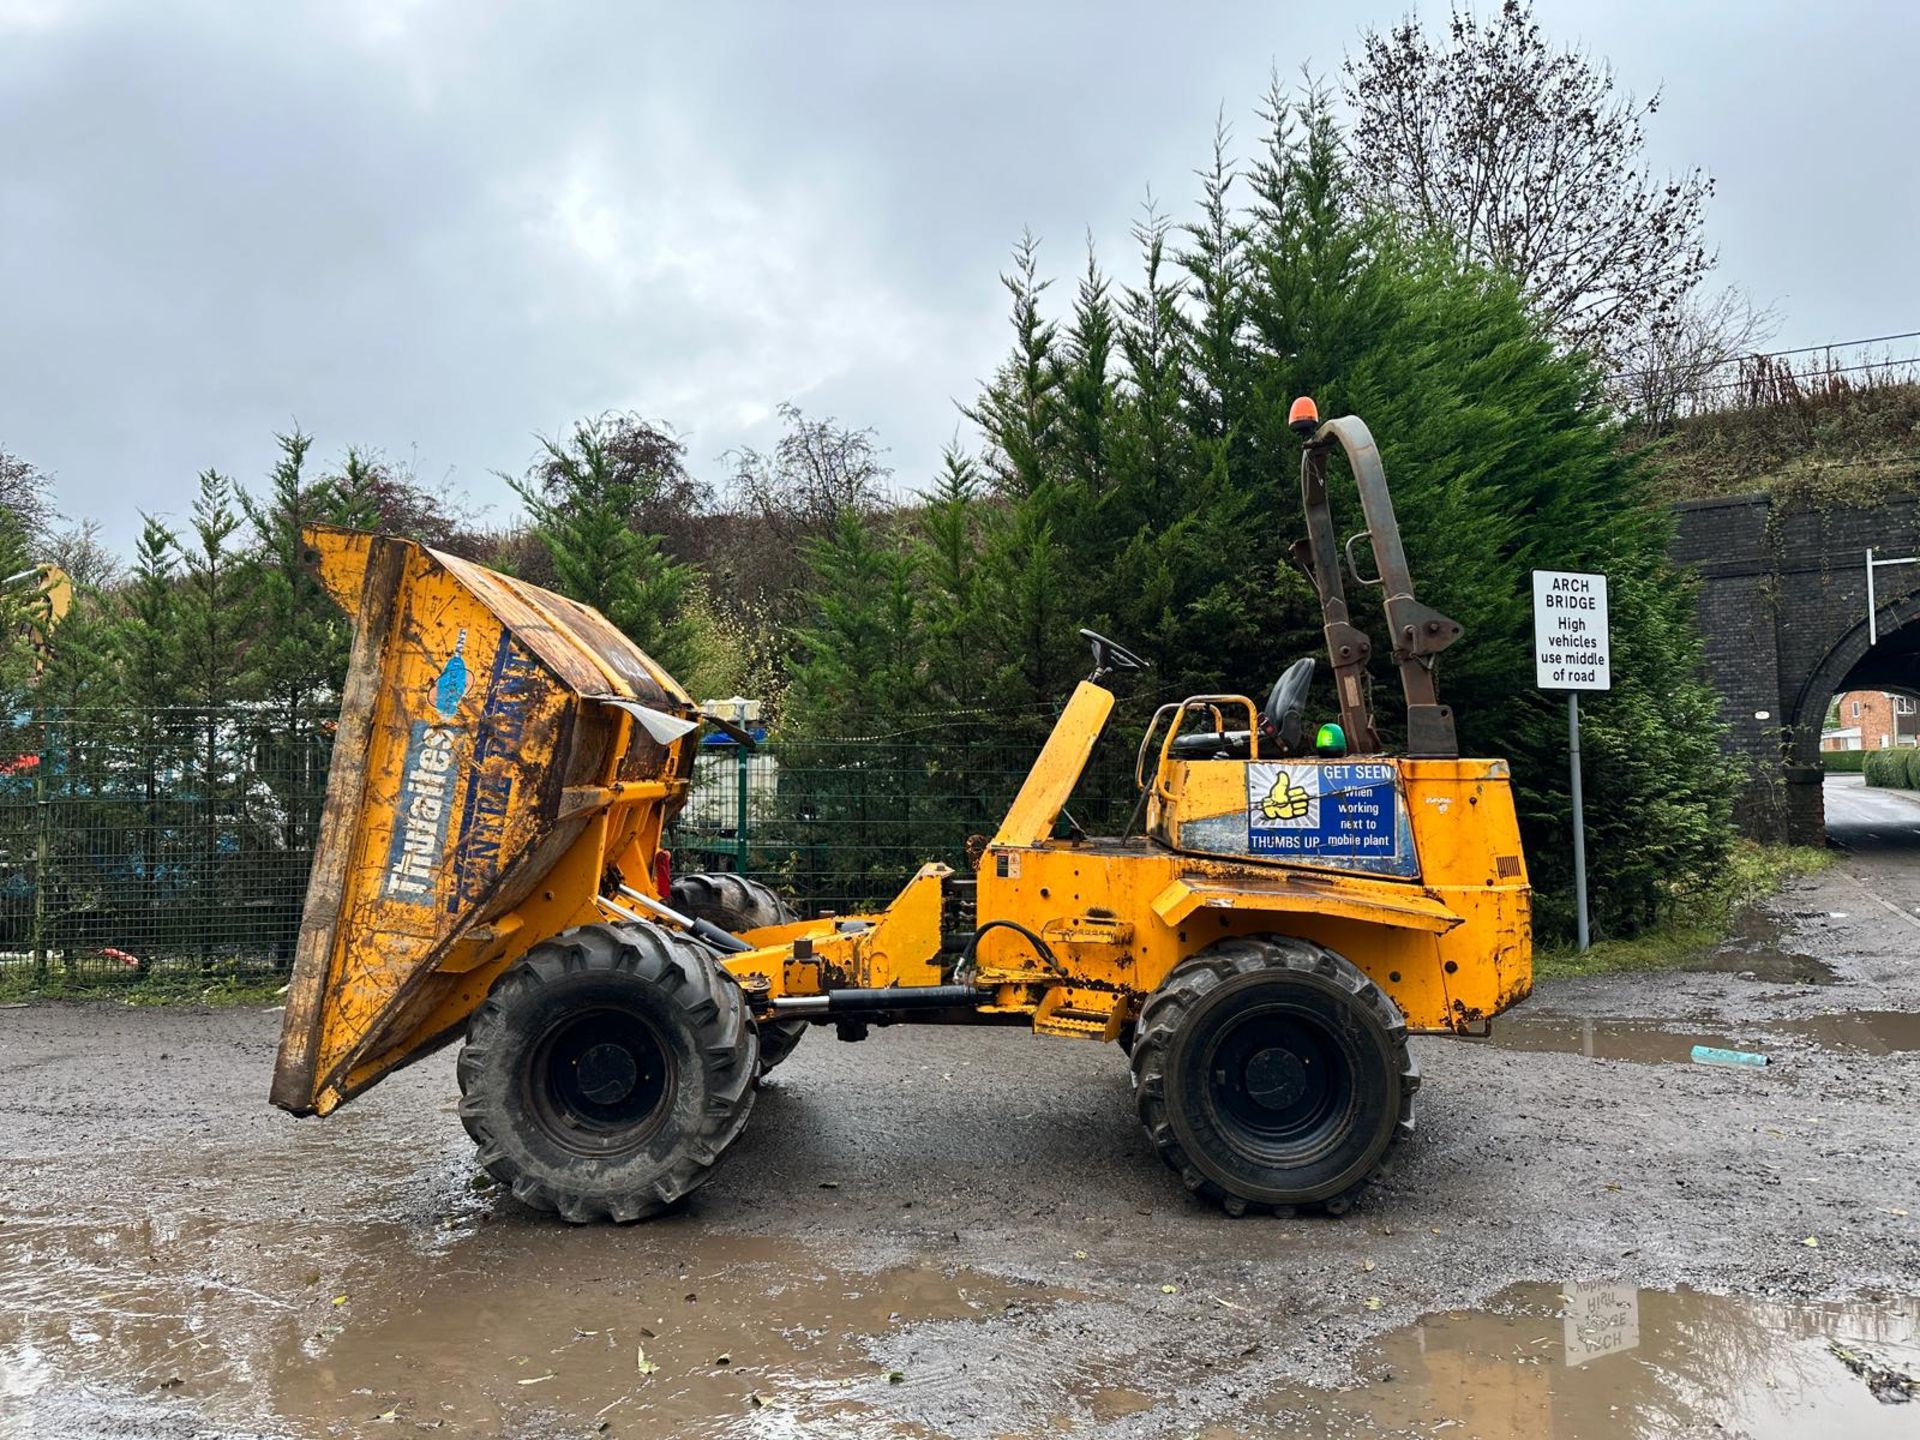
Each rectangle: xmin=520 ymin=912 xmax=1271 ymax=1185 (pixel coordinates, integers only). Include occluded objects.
xmin=1131 ymin=935 xmax=1417 ymax=1216
xmin=670 ymin=872 xmax=807 ymax=1073
xmin=456 ymin=922 xmax=757 ymax=1223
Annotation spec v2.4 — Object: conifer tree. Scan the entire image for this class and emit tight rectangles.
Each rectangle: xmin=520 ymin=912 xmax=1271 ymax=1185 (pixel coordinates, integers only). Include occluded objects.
xmin=779 ymin=509 xmax=933 ymax=903
xmin=514 ymin=420 xmax=697 ymax=674
xmin=324 ymin=447 xmax=470 ymax=546
xmin=325 ymin=448 xmax=385 ymax=530
xmin=965 ymin=232 xmax=1063 ymax=498
xmin=975 ymin=503 xmax=1076 ymax=741
xmin=916 ymin=451 xmax=992 ymax=713
xmin=1056 ymin=247 xmax=1116 ymax=495
xmin=239 ymin=430 xmax=347 ymax=942
xmin=112 ymin=518 xmax=187 ymax=969
xmin=242 ymin=429 xmax=350 ymax=718
xmin=1179 ymin=119 xmax=1255 ymax=465
xmin=176 ymin=470 xmax=250 ymax=963
xmin=786 ymin=510 xmax=923 ymax=731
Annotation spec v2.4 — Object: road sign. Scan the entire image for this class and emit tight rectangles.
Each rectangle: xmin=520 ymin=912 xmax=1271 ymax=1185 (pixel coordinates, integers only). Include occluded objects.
xmin=1533 ymin=570 xmax=1611 ymax=691
xmin=1532 ymin=569 xmax=1611 ymax=954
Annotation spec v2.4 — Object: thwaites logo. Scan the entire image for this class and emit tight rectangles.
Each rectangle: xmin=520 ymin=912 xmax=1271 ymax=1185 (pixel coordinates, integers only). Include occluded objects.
xmin=384 ymin=633 xmax=469 ymax=904
xmin=385 ymin=724 xmax=457 ymax=900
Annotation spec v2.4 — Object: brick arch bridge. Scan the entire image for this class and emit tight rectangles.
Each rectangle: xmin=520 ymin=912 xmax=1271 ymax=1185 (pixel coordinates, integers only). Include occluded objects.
xmin=1672 ymin=494 xmax=1920 ymax=843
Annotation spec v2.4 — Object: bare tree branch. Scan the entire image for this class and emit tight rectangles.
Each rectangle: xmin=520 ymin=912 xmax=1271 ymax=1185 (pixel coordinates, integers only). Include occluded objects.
xmin=1345 ymin=0 xmax=1714 ymax=365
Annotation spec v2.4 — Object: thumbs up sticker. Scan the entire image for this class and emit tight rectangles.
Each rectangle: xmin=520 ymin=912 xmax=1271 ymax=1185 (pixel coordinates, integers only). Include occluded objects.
xmin=1248 ymin=762 xmax=1320 ymax=831
xmin=1259 ymin=770 xmax=1312 ymax=821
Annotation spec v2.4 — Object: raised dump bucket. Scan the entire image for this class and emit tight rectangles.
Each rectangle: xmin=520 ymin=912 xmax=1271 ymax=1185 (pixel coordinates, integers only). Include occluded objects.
xmin=270 ymin=526 xmax=696 ymax=1117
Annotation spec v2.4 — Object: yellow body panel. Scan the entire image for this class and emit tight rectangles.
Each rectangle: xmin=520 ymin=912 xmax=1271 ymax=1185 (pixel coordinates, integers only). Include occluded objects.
xmin=1149 ymin=875 xmax=1460 ymax=934
xmin=973 ymin=836 xmax=1529 ymax=1035
xmin=992 ymin=682 xmax=1114 ymax=848
xmin=970 ymin=699 xmax=1531 ymax=1037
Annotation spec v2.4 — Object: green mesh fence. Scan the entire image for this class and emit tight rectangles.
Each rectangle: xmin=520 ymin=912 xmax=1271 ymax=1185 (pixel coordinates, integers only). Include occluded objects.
xmin=669 ymin=733 xmax=1140 ymax=918
xmin=0 ymin=711 xmax=1142 ymax=987
xmin=0 ymin=706 xmax=334 ymax=987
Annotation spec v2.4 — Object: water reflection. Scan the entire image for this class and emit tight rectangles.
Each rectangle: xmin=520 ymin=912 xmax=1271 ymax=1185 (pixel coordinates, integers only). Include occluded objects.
xmin=1561 ymin=1279 xmax=1638 ymax=1366
xmin=1265 ymin=1280 xmax=1920 ymax=1439
xmin=1485 ymin=1010 xmax=1920 ymax=1064
xmin=0 ymin=1204 xmax=1054 ymax=1438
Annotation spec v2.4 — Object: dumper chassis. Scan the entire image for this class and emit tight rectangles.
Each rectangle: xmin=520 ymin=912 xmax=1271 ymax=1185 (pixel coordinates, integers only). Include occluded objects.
xmin=273 ymin=404 xmax=1531 ymax=1221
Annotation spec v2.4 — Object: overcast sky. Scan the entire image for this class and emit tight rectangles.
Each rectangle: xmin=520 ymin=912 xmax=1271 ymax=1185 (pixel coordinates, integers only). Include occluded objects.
xmin=3 ymin=0 xmax=1916 ymax=552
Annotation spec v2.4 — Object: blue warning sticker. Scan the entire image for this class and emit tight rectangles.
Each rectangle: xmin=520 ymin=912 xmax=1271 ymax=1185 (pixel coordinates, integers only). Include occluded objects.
xmin=1246 ymin=761 xmax=1399 ymax=859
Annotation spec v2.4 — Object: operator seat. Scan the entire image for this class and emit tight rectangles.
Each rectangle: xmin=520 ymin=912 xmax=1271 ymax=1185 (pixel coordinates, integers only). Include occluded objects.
xmin=1167 ymin=657 xmax=1316 ymax=761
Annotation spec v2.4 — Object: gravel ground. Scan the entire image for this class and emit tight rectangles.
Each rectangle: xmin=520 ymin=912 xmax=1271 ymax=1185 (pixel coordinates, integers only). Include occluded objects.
xmin=1 ymin=777 xmax=1915 ymax=1438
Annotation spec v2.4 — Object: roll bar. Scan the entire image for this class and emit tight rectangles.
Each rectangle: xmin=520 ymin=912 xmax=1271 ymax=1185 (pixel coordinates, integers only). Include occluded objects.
xmin=1290 ymin=404 xmax=1462 ymax=759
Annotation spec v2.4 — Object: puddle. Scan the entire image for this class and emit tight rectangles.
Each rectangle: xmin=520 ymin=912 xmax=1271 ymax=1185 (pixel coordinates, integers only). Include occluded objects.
xmin=1485 ymin=1010 xmax=1920 ymax=1065
xmin=1776 ymin=1010 xmax=1920 ymax=1055
xmin=0 ymin=1203 xmax=1060 ymax=1438
xmin=1688 ymin=908 xmax=1838 ymax=984
xmin=1260 ymin=1281 xmax=1920 ymax=1438
xmin=6 ymin=1193 xmax=1918 ymax=1440
xmin=1687 ymin=947 xmax=1838 ymax=984
xmin=1482 ymin=1015 xmax=1749 ymax=1064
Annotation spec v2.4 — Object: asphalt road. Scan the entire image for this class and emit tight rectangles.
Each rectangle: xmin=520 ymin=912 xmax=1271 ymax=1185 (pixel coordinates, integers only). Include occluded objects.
xmin=1826 ymin=770 xmax=1920 ymax=856
xmin=2 ymin=792 xmax=1918 ymax=1438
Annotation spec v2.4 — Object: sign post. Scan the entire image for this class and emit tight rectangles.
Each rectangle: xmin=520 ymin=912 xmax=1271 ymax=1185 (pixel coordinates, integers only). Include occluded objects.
xmin=1533 ymin=571 xmax=1612 ymax=951
xmin=1866 ymin=547 xmax=1920 ymax=646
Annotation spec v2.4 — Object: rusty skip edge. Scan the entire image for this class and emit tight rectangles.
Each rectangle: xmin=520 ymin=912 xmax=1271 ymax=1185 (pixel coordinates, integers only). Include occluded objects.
xmin=270 ymin=536 xmax=406 ymax=1115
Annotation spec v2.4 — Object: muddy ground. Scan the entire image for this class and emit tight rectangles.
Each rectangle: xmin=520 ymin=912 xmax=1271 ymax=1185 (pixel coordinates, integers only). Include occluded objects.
xmin=2 ymin=776 xmax=1917 ymax=1438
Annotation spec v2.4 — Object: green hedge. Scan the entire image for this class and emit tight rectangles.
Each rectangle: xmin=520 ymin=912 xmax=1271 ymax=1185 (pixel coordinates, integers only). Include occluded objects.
xmin=1822 ymin=749 xmax=1867 ymax=773
xmin=1862 ymin=748 xmax=1920 ymax=788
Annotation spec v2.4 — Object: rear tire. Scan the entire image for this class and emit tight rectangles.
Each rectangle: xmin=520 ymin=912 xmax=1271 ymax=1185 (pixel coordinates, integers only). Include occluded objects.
xmin=456 ymin=922 xmax=757 ymax=1223
xmin=1131 ymin=935 xmax=1417 ymax=1216
xmin=670 ymin=872 xmax=795 ymax=932
xmin=670 ymin=872 xmax=807 ymax=1073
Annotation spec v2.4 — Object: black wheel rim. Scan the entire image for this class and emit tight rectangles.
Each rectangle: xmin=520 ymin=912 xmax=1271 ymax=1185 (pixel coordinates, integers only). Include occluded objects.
xmin=524 ymin=1005 xmax=675 ymax=1156
xmin=1199 ymin=1002 xmax=1356 ymax=1164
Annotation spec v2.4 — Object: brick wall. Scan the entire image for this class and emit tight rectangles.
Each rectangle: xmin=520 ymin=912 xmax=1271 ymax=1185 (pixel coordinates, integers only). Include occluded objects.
xmin=1825 ymin=689 xmax=1920 ymax=749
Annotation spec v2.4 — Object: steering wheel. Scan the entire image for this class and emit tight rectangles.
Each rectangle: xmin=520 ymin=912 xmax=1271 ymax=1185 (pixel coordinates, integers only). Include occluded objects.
xmin=1259 ymin=657 xmax=1316 ymax=755
xmin=1080 ymin=629 xmax=1147 ymax=684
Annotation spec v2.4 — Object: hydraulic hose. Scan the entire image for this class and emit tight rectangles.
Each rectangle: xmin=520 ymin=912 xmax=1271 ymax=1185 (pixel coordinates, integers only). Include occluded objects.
xmin=956 ymin=919 xmax=1059 ymax=983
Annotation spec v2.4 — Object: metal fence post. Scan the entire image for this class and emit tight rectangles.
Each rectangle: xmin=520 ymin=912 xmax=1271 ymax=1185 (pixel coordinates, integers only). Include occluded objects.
xmin=734 ymin=742 xmax=750 ymax=872
xmin=30 ymin=709 xmax=48 ymax=985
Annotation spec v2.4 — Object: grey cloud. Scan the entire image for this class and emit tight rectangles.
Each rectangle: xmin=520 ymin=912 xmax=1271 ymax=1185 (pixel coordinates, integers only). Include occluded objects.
xmin=1 ymin=0 xmax=1914 ymax=549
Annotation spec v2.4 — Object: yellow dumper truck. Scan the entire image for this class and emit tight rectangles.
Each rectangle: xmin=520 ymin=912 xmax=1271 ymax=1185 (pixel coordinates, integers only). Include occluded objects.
xmin=272 ymin=404 xmax=1531 ymax=1221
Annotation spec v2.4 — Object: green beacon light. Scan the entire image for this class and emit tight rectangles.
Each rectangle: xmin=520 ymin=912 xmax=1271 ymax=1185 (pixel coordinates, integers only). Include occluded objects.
xmin=1315 ymin=722 xmax=1347 ymax=758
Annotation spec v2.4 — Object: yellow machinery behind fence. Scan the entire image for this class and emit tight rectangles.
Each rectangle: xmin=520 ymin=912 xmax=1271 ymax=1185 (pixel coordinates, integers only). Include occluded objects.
xmin=272 ymin=403 xmax=1531 ymax=1221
